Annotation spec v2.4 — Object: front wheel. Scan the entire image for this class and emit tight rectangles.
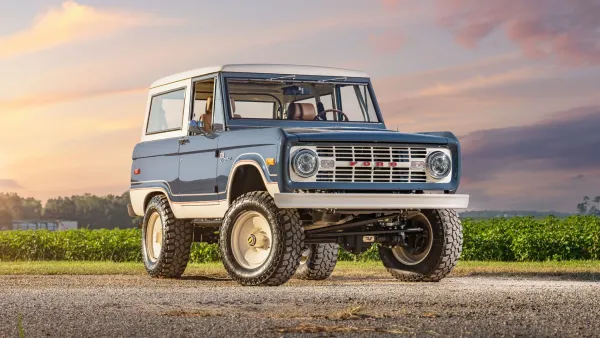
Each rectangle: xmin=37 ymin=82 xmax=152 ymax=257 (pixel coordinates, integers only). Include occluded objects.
xmin=219 ymin=192 xmax=304 ymax=286
xmin=378 ymin=209 xmax=462 ymax=282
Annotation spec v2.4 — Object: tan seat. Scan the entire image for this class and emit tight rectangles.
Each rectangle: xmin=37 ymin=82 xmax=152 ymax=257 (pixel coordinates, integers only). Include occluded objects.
xmin=287 ymin=103 xmax=316 ymax=120
xmin=230 ymin=97 xmax=242 ymax=118
xmin=200 ymin=96 xmax=212 ymax=132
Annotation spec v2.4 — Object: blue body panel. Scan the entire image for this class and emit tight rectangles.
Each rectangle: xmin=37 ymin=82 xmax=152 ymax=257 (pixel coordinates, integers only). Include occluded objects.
xmin=131 ymin=137 xmax=180 ymax=201
xmin=176 ymin=133 xmax=219 ymax=199
xmin=216 ymin=128 xmax=284 ymax=199
xmin=283 ymin=128 xmax=448 ymax=144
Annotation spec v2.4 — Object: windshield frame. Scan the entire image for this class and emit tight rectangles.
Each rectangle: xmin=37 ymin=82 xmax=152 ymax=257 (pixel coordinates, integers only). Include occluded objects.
xmin=220 ymin=72 xmax=386 ymax=130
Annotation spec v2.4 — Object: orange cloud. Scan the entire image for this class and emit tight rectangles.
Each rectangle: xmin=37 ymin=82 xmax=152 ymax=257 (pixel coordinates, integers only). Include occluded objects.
xmin=0 ymin=87 xmax=145 ymax=112
xmin=412 ymin=67 xmax=542 ymax=98
xmin=0 ymin=1 xmax=180 ymax=59
xmin=0 ymin=179 xmax=23 ymax=190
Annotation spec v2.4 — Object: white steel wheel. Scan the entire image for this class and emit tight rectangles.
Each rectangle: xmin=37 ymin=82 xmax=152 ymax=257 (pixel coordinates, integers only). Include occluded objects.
xmin=230 ymin=211 xmax=273 ymax=269
xmin=219 ymin=191 xmax=304 ymax=286
xmin=145 ymin=211 xmax=164 ymax=262
xmin=391 ymin=212 xmax=433 ymax=266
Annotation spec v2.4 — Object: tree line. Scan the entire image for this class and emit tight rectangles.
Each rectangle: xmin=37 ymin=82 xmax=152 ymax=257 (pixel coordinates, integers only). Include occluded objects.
xmin=577 ymin=196 xmax=600 ymax=216
xmin=0 ymin=192 xmax=136 ymax=230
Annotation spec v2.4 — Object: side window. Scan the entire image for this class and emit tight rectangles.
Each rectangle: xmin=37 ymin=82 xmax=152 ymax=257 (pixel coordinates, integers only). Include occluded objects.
xmin=146 ymin=88 xmax=186 ymax=134
xmin=192 ymin=77 xmax=224 ymax=131
xmin=192 ymin=99 xmax=207 ymax=121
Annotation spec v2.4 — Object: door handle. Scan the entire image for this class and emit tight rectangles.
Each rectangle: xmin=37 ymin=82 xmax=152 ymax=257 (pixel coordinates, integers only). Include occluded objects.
xmin=178 ymin=137 xmax=190 ymax=145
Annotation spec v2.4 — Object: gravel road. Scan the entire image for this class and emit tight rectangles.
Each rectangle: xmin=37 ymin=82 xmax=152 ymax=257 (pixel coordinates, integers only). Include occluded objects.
xmin=1 ymin=274 xmax=599 ymax=337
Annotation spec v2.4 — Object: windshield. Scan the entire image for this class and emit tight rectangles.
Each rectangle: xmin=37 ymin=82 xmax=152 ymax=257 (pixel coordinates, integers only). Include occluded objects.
xmin=225 ymin=77 xmax=380 ymax=123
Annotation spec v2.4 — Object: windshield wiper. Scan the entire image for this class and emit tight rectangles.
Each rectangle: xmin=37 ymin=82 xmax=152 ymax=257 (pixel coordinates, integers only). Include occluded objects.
xmin=318 ymin=76 xmax=348 ymax=83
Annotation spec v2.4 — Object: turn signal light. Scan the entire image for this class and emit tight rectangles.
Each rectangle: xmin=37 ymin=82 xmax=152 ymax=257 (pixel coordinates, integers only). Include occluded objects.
xmin=134 ymin=168 xmax=141 ymax=175
xmin=266 ymin=158 xmax=275 ymax=166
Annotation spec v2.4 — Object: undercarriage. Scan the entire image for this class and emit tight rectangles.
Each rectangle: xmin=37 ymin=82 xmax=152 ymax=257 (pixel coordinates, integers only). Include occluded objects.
xmin=193 ymin=209 xmax=434 ymax=257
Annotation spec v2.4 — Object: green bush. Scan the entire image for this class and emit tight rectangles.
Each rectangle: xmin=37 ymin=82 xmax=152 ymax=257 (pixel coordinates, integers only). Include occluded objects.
xmin=461 ymin=215 xmax=600 ymax=261
xmin=0 ymin=216 xmax=598 ymax=262
xmin=0 ymin=228 xmax=141 ymax=262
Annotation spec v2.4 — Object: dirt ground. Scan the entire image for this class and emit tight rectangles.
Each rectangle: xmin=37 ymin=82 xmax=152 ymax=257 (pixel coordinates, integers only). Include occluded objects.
xmin=1 ymin=273 xmax=599 ymax=337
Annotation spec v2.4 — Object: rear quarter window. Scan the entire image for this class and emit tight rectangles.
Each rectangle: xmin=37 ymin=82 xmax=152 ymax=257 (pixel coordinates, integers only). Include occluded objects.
xmin=146 ymin=88 xmax=186 ymax=134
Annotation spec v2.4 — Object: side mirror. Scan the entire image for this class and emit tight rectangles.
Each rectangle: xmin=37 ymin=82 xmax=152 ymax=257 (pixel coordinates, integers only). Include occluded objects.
xmin=188 ymin=120 xmax=206 ymax=135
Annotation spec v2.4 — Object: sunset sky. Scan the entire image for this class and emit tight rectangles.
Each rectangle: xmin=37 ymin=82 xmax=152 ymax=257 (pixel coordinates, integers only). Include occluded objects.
xmin=1 ymin=0 xmax=599 ymax=212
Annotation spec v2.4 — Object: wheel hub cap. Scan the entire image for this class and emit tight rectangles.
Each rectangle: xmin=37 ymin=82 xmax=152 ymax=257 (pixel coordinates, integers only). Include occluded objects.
xmin=392 ymin=213 xmax=433 ymax=266
xmin=231 ymin=211 xmax=273 ymax=269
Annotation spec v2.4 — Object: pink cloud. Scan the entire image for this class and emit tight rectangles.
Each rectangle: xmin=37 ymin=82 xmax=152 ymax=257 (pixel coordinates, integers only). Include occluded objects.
xmin=369 ymin=29 xmax=405 ymax=54
xmin=381 ymin=0 xmax=401 ymax=10
xmin=435 ymin=0 xmax=600 ymax=66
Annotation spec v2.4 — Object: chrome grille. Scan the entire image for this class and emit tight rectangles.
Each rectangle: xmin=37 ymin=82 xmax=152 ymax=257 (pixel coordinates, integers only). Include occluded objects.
xmin=315 ymin=145 xmax=428 ymax=183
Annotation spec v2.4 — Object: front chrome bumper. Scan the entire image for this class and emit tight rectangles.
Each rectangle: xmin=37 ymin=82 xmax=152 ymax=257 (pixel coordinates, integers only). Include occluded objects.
xmin=274 ymin=193 xmax=469 ymax=209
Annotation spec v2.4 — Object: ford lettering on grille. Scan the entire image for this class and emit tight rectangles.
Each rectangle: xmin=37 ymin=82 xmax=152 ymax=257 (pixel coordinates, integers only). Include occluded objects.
xmin=315 ymin=145 xmax=428 ymax=183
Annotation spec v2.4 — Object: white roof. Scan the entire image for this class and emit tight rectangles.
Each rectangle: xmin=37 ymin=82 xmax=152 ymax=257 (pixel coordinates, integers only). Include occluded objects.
xmin=150 ymin=64 xmax=369 ymax=88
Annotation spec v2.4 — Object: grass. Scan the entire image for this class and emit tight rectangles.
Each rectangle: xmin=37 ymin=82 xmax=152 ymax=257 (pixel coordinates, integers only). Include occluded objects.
xmin=1 ymin=260 xmax=600 ymax=278
xmin=0 ymin=261 xmax=223 ymax=276
xmin=17 ymin=313 xmax=25 ymax=338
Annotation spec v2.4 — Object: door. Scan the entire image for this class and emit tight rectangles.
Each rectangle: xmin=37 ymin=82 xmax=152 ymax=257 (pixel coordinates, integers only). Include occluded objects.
xmin=176 ymin=134 xmax=219 ymax=201
xmin=173 ymin=75 xmax=221 ymax=204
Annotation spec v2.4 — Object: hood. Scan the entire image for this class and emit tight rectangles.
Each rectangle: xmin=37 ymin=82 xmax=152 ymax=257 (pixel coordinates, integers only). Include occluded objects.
xmin=284 ymin=128 xmax=448 ymax=144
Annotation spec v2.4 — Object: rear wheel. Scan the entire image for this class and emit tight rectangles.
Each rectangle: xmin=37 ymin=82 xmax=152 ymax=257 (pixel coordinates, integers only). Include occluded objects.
xmin=295 ymin=244 xmax=338 ymax=280
xmin=219 ymin=192 xmax=304 ymax=286
xmin=378 ymin=209 xmax=462 ymax=282
xmin=142 ymin=195 xmax=193 ymax=278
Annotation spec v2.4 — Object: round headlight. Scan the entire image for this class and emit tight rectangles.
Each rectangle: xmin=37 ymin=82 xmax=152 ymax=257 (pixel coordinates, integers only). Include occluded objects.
xmin=426 ymin=151 xmax=451 ymax=179
xmin=292 ymin=149 xmax=319 ymax=178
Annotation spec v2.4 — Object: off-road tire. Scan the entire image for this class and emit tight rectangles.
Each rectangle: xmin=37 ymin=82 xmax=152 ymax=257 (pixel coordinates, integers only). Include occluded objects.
xmin=142 ymin=195 xmax=193 ymax=278
xmin=295 ymin=244 xmax=339 ymax=280
xmin=219 ymin=191 xmax=304 ymax=286
xmin=379 ymin=209 xmax=462 ymax=282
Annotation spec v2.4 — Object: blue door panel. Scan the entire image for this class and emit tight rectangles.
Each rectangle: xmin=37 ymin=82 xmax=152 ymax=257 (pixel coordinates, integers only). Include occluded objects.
xmin=176 ymin=134 xmax=220 ymax=199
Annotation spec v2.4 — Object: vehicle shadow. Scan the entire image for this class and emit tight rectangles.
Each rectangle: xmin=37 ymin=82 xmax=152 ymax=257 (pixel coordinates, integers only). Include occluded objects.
xmin=179 ymin=275 xmax=231 ymax=282
xmin=461 ymin=271 xmax=600 ymax=282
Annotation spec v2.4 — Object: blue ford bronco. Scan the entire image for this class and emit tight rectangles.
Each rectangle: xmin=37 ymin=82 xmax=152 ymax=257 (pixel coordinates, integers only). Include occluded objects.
xmin=128 ymin=64 xmax=469 ymax=286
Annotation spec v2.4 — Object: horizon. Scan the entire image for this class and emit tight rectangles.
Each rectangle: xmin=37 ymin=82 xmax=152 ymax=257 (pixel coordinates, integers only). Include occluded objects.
xmin=1 ymin=0 xmax=599 ymax=212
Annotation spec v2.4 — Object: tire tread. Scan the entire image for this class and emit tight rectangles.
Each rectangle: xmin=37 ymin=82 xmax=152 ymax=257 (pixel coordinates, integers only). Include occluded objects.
xmin=220 ymin=191 xmax=304 ymax=286
xmin=144 ymin=195 xmax=192 ymax=278
xmin=296 ymin=244 xmax=338 ymax=280
xmin=383 ymin=209 xmax=463 ymax=282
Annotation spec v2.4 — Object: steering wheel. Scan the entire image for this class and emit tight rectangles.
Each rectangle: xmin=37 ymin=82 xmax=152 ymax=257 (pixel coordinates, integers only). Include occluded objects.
xmin=315 ymin=109 xmax=349 ymax=122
